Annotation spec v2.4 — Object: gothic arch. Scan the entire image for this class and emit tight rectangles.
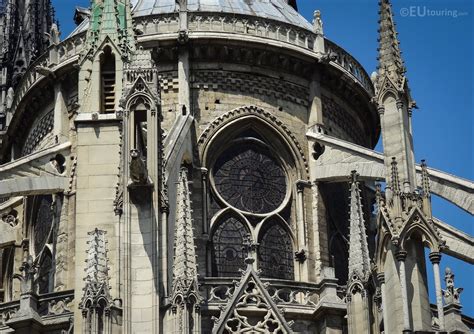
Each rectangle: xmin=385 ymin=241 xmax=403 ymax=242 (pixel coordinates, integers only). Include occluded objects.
xmin=198 ymin=105 xmax=309 ymax=180
xmin=256 ymin=214 xmax=296 ymax=245
xmin=210 ymin=207 xmax=252 ymax=238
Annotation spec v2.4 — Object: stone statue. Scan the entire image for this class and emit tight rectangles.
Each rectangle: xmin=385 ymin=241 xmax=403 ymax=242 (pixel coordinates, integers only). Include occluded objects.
xmin=443 ymin=267 xmax=463 ymax=305
xmin=129 ymin=149 xmax=148 ymax=184
xmin=313 ymin=10 xmax=323 ymax=35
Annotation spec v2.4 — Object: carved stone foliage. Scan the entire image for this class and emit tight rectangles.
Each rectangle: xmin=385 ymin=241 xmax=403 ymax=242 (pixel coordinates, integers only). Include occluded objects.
xmin=1 ymin=209 xmax=18 ymax=227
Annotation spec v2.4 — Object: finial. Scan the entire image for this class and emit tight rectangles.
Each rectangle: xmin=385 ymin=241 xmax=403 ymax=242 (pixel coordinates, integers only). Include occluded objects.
xmin=375 ymin=0 xmax=408 ymax=92
xmin=347 ymin=170 xmax=371 ymax=286
xmin=313 ymin=10 xmax=323 ymax=35
xmin=443 ymin=267 xmax=463 ymax=306
xmin=420 ymin=159 xmax=431 ymax=196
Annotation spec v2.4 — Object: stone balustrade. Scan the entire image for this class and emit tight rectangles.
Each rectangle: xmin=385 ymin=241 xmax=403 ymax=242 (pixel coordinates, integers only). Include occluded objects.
xmin=201 ymin=277 xmax=320 ymax=310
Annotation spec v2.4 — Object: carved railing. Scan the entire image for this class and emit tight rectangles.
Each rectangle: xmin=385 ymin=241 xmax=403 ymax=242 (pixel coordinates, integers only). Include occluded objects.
xmin=325 ymin=39 xmax=374 ymax=95
xmin=135 ymin=12 xmax=315 ymax=51
xmin=0 ymin=290 xmax=74 ymax=327
xmin=8 ymin=32 xmax=86 ymax=118
xmin=135 ymin=13 xmax=373 ymax=96
xmin=0 ymin=300 xmax=20 ymax=326
xmin=37 ymin=290 xmax=74 ymax=318
xmin=201 ymin=277 xmax=320 ymax=310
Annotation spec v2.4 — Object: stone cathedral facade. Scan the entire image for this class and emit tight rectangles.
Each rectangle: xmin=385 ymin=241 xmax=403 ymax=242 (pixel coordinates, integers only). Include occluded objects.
xmin=0 ymin=0 xmax=472 ymax=333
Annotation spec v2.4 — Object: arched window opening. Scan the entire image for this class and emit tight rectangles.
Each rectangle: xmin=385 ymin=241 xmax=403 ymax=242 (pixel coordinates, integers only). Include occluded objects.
xmin=101 ymin=47 xmax=116 ymax=113
xmin=258 ymin=220 xmax=294 ymax=280
xmin=133 ymin=100 xmax=148 ymax=159
xmin=211 ymin=216 xmax=249 ymax=277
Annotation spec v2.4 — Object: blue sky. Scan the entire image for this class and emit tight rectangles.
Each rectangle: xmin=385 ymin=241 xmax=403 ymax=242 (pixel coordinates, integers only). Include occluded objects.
xmin=53 ymin=0 xmax=473 ymax=316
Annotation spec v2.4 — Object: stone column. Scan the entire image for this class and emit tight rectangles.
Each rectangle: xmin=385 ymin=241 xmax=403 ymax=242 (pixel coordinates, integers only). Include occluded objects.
xmin=429 ymin=252 xmax=444 ymax=329
xmin=296 ymin=180 xmax=310 ymax=281
xmin=396 ymin=250 xmax=411 ymax=333
xmin=377 ymin=272 xmax=389 ymax=331
xmin=201 ymin=168 xmax=209 ymax=235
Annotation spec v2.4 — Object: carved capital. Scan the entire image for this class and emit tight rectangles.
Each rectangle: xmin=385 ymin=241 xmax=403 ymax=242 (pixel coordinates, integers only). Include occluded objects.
xmin=395 ymin=250 xmax=407 ymax=262
xmin=377 ymin=272 xmax=385 ymax=285
xmin=429 ymin=252 xmax=442 ymax=265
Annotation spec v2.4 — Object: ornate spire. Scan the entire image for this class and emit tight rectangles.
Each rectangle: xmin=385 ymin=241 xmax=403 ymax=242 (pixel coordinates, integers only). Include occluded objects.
xmin=375 ymin=0 xmax=407 ymax=92
xmin=171 ymin=167 xmax=200 ymax=304
xmin=84 ymin=228 xmax=109 ymax=284
xmin=82 ymin=0 xmax=135 ymax=61
xmin=347 ymin=171 xmax=371 ymax=285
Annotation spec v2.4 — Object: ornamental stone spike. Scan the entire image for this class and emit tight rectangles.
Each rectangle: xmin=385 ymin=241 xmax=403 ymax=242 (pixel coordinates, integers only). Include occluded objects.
xmin=83 ymin=0 xmax=136 ymax=60
xmin=347 ymin=171 xmax=371 ymax=285
xmin=171 ymin=167 xmax=200 ymax=301
xmin=85 ymin=228 xmax=109 ymax=284
xmin=375 ymin=0 xmax=407 ymax=92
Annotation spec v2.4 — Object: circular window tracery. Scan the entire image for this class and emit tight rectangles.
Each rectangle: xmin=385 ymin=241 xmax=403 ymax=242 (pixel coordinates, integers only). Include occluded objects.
xmin=212 ymin=143 xmax=287 ymax=215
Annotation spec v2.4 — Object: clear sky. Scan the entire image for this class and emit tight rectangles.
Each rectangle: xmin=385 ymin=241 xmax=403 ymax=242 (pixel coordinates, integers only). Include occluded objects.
xmin=53 ymin=0 xmax=473 ymax=317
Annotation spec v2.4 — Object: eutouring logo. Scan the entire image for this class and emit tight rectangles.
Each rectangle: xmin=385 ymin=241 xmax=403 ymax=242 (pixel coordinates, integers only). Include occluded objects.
xmin=400 ymin=6 xmax=469 ymax=18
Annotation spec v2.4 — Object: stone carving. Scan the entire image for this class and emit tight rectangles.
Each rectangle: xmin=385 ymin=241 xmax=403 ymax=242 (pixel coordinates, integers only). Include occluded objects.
xmin=212 ymin=258 xmax=293 ymax=334
xmin=443 ymin=267 xmax=463 ymax=305
xmin=1 ymin=209 xmax=18 ymax=227
xmin=198 ymin=105 xmax=310 ymax=178
xmin=129 ymin=149 xmax=148 ymax=185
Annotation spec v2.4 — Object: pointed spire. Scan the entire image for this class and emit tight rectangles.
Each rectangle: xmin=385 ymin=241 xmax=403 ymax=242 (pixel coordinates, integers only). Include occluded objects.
xmin=376 ymin=0 xmax=407 ymax=91
xmin=347 ymin=171 xmax=371 ymax=285
xmin=83 ymin=0 xmax=135 ymax=60
xmin=171 ymin=167 xmax=200 ymax=303
xmin=85 ymin=228 xmax=109 ymax=284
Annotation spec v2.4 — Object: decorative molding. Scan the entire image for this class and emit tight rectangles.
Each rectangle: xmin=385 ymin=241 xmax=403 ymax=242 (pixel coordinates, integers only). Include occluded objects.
xmin=198 ymin=105 xmax=309 ymax=179
xmin=191 ymin=70 xmax=309 ymax=106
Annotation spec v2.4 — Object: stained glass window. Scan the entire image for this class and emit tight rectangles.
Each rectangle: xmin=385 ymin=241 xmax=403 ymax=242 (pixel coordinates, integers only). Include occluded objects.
xmin=212 ymin=216 xmax=248 ymax=277
xmin=259 ymin=221 xmax=294 ymax=280
xmin=33 ymin=195 xmax=53 ymax=254
xmin=213 ymin=145 xmax=286 ymax=214
xmin=37 ymin=251 xmax=52 ymax=294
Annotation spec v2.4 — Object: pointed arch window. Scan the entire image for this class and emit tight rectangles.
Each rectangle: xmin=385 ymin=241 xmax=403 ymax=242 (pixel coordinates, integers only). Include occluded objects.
xmin=211 ymin=216 xmax=249 ymax=277
xmin=258 ymin=220 xmax=294 ymax=280
xmin=101 ymin=46 xmax=116 ymax=113
xmin=208 ymin=124 xmax=297 ymax=281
